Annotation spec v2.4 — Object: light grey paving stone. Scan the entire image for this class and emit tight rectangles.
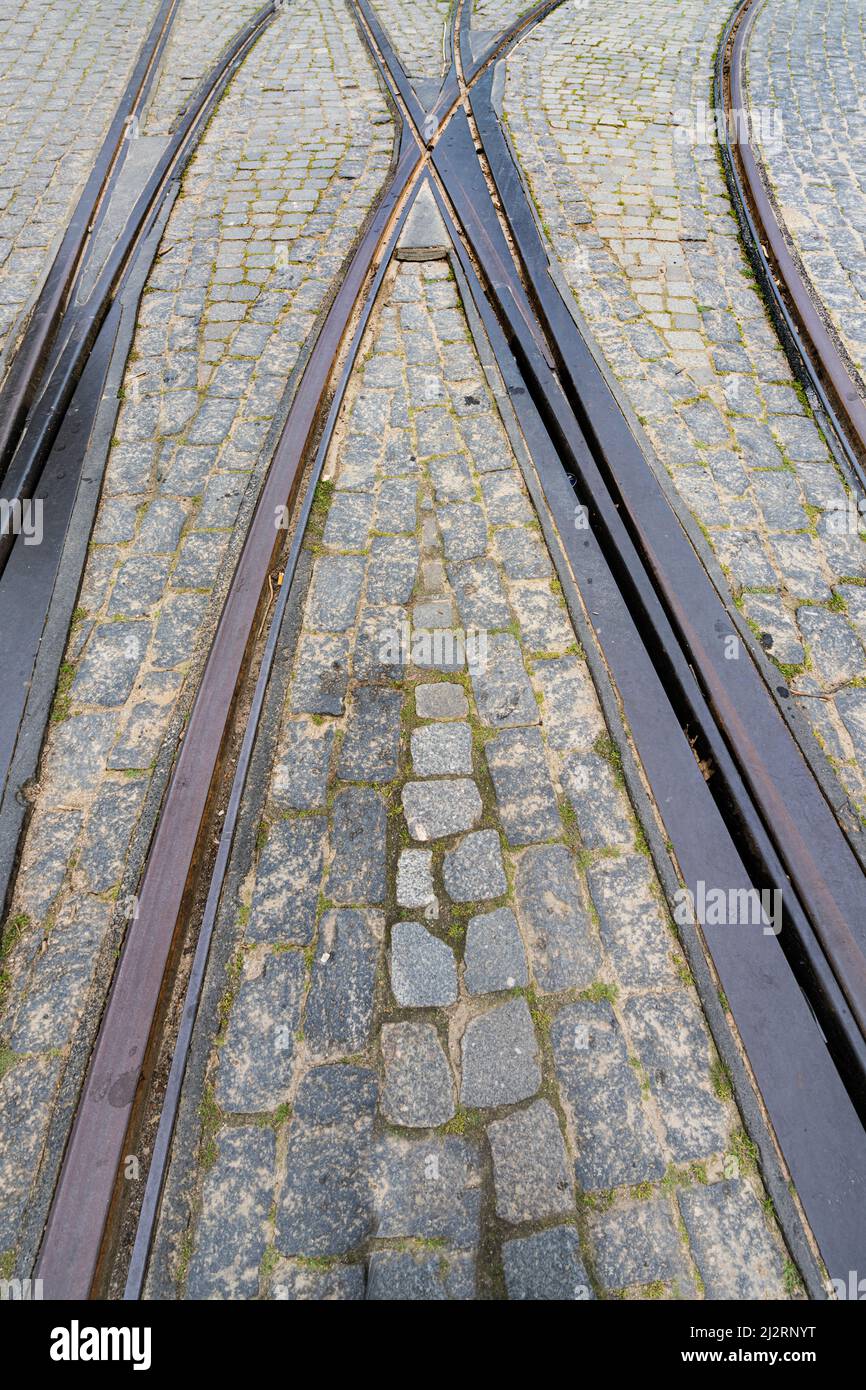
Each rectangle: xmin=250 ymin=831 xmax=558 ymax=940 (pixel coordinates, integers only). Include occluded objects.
xmin=322 ymin=492 xmax=376 ymax=549
xmin=415 ymin=681 xmax=468 ymax=719
xmin=354 ymin=602 xmax=407 ymax=681
xmin=561 ymin=751 xmax=633 ymax=849
xmin=550 ymin=1002 xmax=665 ymax=1190
xmin=838 ymin=688 xmax=866 ymax=766
xmin=395 ymin=849 xmax=436 ymax=910
xmin=509 ymin=581 xmax=575 ymax=652
xmin=438 ymin=502 xmax=488 ymax=563
xmin=152 ymin=591 xmax=208 ymax=668
xmin=679 ymin=1181 xmax=787 ymax=1300
xmin=741 ymin=591 xmax=805 ymax=666
xmin=470 ymin=634 xmax=538 ymax=727
xmin=248 ymin=817 xmax=327 ymax=946
xmin=337 ymin=686 xmax=402 ymax=783
xmin=336 ymin=431 xmax=382 ymax=490
xmin=271 ymin=721 xmax=334 ymax=810
xmin=798 ymin=606 xmax=866 ymax=685
xmin=515 ymin=844 xmax=600 ymax=993
xmin=488 ymin=1100 xmax=574 ymax=1224
xmin=381 ymin=1022 xmax=455 ymax=1128
xmin=187 ymin=1128 xmax=275 ymax=1298
xmin=366 ymin=535 xmax=419 ymax=603
xmin=485 ymin=727 xmax=561 ymax=845
xmin=371 ymin=1134 xmax=482 ymax=1248
xmin=502 ymin=1227 xmax=593 ymax=1301
xmin=624 ymin=993 xmax=728 ymax=1162
xmin=588 ymin=1198 xmax=693 ymax=1293
xmin=442 ymin=829 xmax=507 ymax=903
xmin=293 ymin=1065 xmax=379 ymax=1126
xmin=495 ymin=525 xmax=552 ymax=580
xmin=459 ymin=414 xmax=513 ymax=471
xmin=532 ymin=654 xmax=606 ymax=752
xmin=428 ymin=453 xmax=475 ymax=501
xmin=402 ymin=779 xmax=482 ymax=840
xmin=480 ymin=470 xmax=533 ymax=525
xmin=460 ymin=997 xmax=541 ymax=1107
xmin=464 ymin=907 xmax=528 ymax=995
xmin=107 ymin=555 xmax=172 ymax=617
xmin=390 ymin=921 xmax=458 ymax=1007
xmin=448 ymin=557 xmax=512 ymax=629
xmin=271 ymin=1261 xmax=365 ymax=1301
xmin=290 ymin=632 xmax=350 ymax=715
xmin=304 ymin=909 xmax=382 ymax=1058
xmin=411 ymin=722 xmax=473 ymax=776
xmin=71 ymin=622 xmax=148 ymax=706
xmin=215 ymin=953 xmax=305 ymax=1113
xmin=366 ymin=1251 xmax=475 ymax=1301
xmin=587 ymin=855 xmax=677 ymax=990
xmin=306 ymin=554 xmax=365 ymax=631
xmin=0 ymin=1056 xmax=62 ymax=1250
xmin=328 ymin=786 xmax=387 ymax=905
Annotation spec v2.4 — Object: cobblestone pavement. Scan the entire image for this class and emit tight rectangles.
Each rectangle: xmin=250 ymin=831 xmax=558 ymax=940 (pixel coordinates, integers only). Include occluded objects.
xmin=747 ymin=0 xmax=866 ymax=388
xmin=503 ymin=0 xmax=866 ymax=825
xmin=471 ymin=0 xmax=530 ymax=38
xmin=0 ymin=0 xmax=159 ymax=364
xmin=176 ymin=257 xmax=792 ymax=1302
xmin=143 ymin=0 xmax=266 ymax=137
xmin=370 ymin=0 xmax=451 ymax=88
xmin=0 ymin=0 xmax=393 ymax=1269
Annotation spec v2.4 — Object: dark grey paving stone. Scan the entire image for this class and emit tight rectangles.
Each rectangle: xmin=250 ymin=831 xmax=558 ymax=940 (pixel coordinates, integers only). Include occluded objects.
xmin=587 ymin=855 xmax=676 ymax=990
xmin=371 ymin=1135 xmax=482 ymax=1248
xmin=187 ymin=1128 xmax=275 ymax=1298
xmin=550 ymin=1002 xmax=665 ymax=1190
xmin=485 ymin=727 xmax=561 ymax=845
xmin=438 ymin=502 xmax=488 ymax=563
xmin=271 ymin=1261 xmax=365 ymax=1301
xmin=306 ymin=555 xmax=365 ymax=631
xmin=411 ymin=722 xmax=472 ymax=776
xmin=335 ymin=431 xmax=382 ymax=490
xmin=470 ymin=634 xmax=538 ymax=727
xmin=366 ymin=535 xmax=419 ymax=603
xmin=376 ymin=477 xmax=418 ymax=533
xmin=10 ymin=897 xmax=110 ymax=1052
xmin=390 ymin=921 xmax=457 ymax=1007
xmin=679 ymin=1181 xmax=786 ymax=1299
xmin=42 ymin=713 xmax=116 ymax=796
xmin=353 ymin=602 xmax=407 ymax=681
xmin=171 ymin=532 xmax=228 ymax=590
xmin=415 ymin=681 xmax=468 ymax=719
xmin=366 ymin=1251 xmax=475 ymax=1300
xmin=293 ymin=1065 xmax=379 ymax=1126
xmin=106 ymin=671 xmax=181 ymax=770
xmin=0 ymin=1055 xmax=63 ymax=1250
xmin=248 ymin=817 xmax=327 ymax=946
xmin=328 ymin=787 xmax=387 ymax=904
xmin=588 ymin=1198 xmax=692 ymax=1293
xmin=402 ymin=779 xmax=482 ymax=840
xmin=290 ymin=632 xmax=350 ymax=715
xmin=459 ymin=413 xmax=512 ymax=471
xmin=381 ymin=1022 xmax=455 ymax=1128
xmin=799 ymin=606 xmax=865 ymax=685
xmin=271 ymin=720 xmax=334 ymax=810
xmin=561 ymin=752 xmax=633 ymax=849
xmin=304 ymin=908 xmax=382 ymax=1057
xmin=337 ymin=686 xmax=402 ymax=783
xmin=502 ymin=1227 xmax=593 ymax=1301
xmin=488 ymin=1099 xmax=574 ymax=1224
xmin=152 ymin=591 xmax=208 ymax=668
xmin=480 ymin=470 xmax=533 ymax=525
xmin=71 ymin=622 xmax=148 ymax=706
xmin=215 ymin=953 xmax=306 ymax=1113
xmin=623 ymin=993 xmax=727 ymax=1162
xmin=277 ymin=1123 xmax=374 ymax=1258
xmin=107 ymin=555 xmax=172 ymax=617
xmin=442 ymin=829 xmax=507 ymax=903
xmin=78 ymin=780 xmax=145 ymax=893
xmin=460 ymin=997 xmax=541 ymax=1108
xmin=15 ymin=810 xmax=83 ymax=919
xmin=515 ymin=844 xmax=600 ymax=993
xmin=464 ymin=907 xmax=528 ymax=995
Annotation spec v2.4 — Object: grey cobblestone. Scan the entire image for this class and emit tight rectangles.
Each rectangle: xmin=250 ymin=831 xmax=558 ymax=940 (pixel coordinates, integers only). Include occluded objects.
xmin=389 ymin=921 xmax=458 ymax=1007
xmin=502 ymin=1227 xmax=593 ymax=1302
xmin=381 ymin=1021 xmax=455 ymax=1128
xmin=487 ymin=1099 xmax=574 ymax=1224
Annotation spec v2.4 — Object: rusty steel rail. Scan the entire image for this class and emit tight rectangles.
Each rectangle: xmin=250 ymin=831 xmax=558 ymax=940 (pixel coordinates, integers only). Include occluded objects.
xmin=719 ymin=0 xmax=866 ymax=487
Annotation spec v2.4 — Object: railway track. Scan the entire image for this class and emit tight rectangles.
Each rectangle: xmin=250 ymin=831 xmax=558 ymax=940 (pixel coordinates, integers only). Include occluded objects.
xmin=11 ymin=0 xmax=866 ymax=1299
